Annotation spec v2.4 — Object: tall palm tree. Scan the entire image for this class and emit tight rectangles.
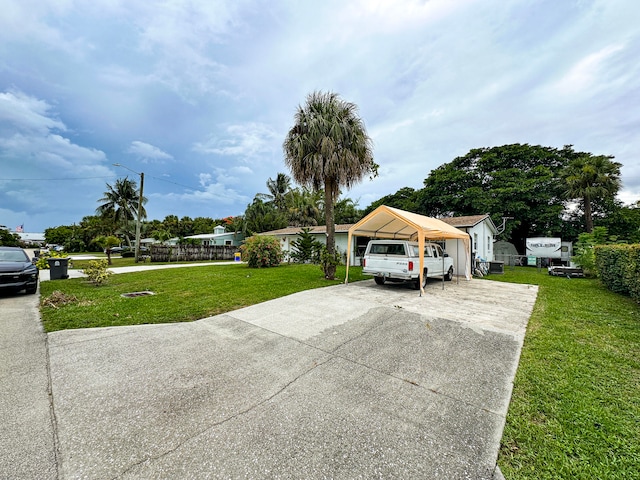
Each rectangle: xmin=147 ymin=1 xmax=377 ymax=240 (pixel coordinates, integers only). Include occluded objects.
xmin=96 ymin=177 xmax=147 ymax=244
xmin=283 ymin=91 xmax=376 ymax=279
xmin=562 ymin=154 xmax=622 ymax=232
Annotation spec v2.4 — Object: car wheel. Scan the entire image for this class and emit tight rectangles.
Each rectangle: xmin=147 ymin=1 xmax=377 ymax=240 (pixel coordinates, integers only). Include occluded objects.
xmin=26 ymin=284 xmax=37 ymax=294
xmin=413 ymin=269 xmax=428 ymax=289
xmin=445 ymin=266 xmax=454 ymax=281
xmin=374 ymin=276 xmax=386 ymax=285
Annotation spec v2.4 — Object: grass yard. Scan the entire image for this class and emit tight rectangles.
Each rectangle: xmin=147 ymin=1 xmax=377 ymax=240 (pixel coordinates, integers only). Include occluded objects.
xmin=40 ymin=263 xmax=367 ymax=332
xmin=489 ymin=268 xmax=639 ymax=479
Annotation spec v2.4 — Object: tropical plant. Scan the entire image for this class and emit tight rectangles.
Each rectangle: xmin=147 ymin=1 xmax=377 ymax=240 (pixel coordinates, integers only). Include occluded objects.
xmin=572 ymin=227 xmax=610 ymax=276
xmin=96 ymin=177 xmax=147 ymax=244
xmin=93 ymin=235 xmax=120 ymax=265
xmin=240 ymin=235 xmax=283 ymax=268
xmin=257 ymin=173 xmax=292 ymax=213
xmin=82 ymin=259 xmax=112 ymax=286
xmin=283 ymin=90 xmax=376 ymax=279
xmin=290 ymin=228 xmax=323 ymax=263
xmin=287 ymin=187 xmax=324 ymax=227
xmin=562 ymin=154 xmax=622 ymax=233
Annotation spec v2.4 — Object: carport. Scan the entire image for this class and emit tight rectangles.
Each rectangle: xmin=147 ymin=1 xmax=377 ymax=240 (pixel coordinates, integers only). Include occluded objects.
xmin=345 ymin=206 xmax=471 ymax=295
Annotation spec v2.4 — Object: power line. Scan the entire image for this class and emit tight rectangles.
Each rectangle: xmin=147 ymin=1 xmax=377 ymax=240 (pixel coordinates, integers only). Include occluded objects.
xmin=1 ymin=173 xmax=206 ymax=192
xmin=0 ymin=175 xmax=117 ymax=181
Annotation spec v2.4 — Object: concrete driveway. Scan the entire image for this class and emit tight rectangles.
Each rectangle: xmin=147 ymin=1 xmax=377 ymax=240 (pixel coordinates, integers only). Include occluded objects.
xmin=2 ymin=270 xmax=537 ymax=479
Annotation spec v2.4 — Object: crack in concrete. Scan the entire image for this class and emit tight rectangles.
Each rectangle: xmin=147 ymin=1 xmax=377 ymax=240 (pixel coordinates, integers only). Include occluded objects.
xmin=111 ymin=355 xmax=335 ymax=479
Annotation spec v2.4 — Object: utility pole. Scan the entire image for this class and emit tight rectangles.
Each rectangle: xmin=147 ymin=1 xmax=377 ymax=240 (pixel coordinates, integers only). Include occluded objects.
xmin=113 ymin=163 xmax=145 ymax=263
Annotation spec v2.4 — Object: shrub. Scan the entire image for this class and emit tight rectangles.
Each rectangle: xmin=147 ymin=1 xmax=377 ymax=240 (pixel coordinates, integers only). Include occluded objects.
xmin=241 ymin=235 xmax=283 ymax=268
xmin=319 ymin=245 xmax=342 ymax=278
xmin=82 ymin=259 xmax=113 ymax=286
xmin=596 ymin=244 xmax=640 ymax=303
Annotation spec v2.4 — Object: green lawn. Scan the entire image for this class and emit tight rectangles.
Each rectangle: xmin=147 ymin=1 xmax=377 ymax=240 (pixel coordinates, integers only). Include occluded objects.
xmin=488 ymin=268 xmax=640 ymax=479
xmin=40 ymin=263 xmax=367 ymax=332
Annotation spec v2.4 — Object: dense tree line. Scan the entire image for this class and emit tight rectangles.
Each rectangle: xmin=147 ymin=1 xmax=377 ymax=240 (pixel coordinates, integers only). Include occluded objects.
xmin=33 ymin=142 xmax=636 ymax=254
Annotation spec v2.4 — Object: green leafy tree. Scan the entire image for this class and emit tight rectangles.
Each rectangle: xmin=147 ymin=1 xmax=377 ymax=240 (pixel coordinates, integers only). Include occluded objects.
xmin=418 ymin=144 xmax=581 ymax=249
xmin=362 ymin=187 xmax=420 ymax=216
xmin=290 ymin=228 xmax=323 ymax=263
xmin=562 ymin=154 xmax=622 ymax=233
xmin=334 ymin=197 xmax=362 ymax=224
xmin=244 ymin=197 xmax=287 ymax=235
xmin=162 ymin=215 xmax=180 ymax=236
xmin=283 ymin=90 xmax=376 ymax=279
xmin=573 ymin=227 xmax=611 ymax=276
xmin=287 ymin=187 xmax=324 ymax=227
xmin=0 ymin=229 xmax=21 ymax=246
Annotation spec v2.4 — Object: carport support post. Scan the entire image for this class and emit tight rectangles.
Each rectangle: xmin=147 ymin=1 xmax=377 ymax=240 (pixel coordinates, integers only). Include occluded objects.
xmin=442 ymin=237 xmax=445 ymax=290
xmin=344 ymin=231 xmax=352 ymax=285
xmin=418 ymin=235 xmax=425 ymax=296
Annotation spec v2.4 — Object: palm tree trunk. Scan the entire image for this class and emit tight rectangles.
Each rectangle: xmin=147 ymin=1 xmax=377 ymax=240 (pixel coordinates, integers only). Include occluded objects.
xmin=584 ymin=194 xmax=593 ymax=233
xmin=324 ymin=179 xmax=337 ymax=279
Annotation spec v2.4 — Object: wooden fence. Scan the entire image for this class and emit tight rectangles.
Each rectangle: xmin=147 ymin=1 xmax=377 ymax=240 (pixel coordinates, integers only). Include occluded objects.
xmin=150 ymin=245 xmax=239 ymax=262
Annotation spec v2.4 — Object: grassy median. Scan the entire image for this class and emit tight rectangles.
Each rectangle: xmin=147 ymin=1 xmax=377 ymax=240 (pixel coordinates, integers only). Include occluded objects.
xmin=490 ymin=267 xmax=639 ymax=479
xmin=40 ymin=263 xmax=367 ymax=332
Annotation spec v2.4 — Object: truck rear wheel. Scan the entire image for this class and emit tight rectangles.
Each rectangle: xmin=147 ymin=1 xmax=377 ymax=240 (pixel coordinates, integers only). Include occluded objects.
xmin=374 ymin=276 xmax=386 ymax=285
xmin=413 ymin=269 xmax=427 ymax=290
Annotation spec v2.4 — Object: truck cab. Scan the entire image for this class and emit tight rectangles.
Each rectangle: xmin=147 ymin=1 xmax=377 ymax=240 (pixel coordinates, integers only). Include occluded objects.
xmin=362 ymin=240 xmax=455 ymax=289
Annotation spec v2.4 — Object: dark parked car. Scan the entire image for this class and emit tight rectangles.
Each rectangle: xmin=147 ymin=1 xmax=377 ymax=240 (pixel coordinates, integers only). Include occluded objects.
xmin=0 ymin=246 xmax=39 ymax=294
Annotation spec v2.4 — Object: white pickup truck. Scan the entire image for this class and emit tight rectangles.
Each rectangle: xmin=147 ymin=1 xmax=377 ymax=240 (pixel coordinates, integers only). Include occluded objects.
xmin=362 ymin=239 xmax=455 ymax=289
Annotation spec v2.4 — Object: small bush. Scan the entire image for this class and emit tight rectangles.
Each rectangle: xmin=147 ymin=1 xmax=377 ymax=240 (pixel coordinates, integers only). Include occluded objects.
xmin=241 ymin=235 xmax=283 ymax=268
xmin=82 ymin=259 xmax=113 ymax=286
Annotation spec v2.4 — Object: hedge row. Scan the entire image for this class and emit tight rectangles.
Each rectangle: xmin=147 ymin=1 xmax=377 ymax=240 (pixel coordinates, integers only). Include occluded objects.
xmin=595 ymin=244 xmax=640 ymax=303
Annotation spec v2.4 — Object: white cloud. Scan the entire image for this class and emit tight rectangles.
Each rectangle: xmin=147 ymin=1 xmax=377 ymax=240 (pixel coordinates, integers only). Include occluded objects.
xmin=0 ymin=90 xmax=66 ymax=134
xmin=126 ymin=140 xmax=173 ymax=162
xmin=193 ymin=122 xmax=279 ymax=159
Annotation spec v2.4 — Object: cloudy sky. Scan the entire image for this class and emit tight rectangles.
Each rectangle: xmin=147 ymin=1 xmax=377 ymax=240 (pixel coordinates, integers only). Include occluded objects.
xmin=1 ymin=0 xmax=639 ymax=233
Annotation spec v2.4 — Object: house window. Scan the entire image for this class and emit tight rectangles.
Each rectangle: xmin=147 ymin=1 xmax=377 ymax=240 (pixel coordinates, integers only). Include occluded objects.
xmin=487 ymin=237 xmax=491 ymax=251
xmin=225 ymin=240 xmax=232 ymax=246
xmin=473 ymin=233 xmax=478 ymax=252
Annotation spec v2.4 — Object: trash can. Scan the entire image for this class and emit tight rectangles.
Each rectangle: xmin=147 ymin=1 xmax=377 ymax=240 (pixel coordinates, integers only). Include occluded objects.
xmin=234 ymin=252 xmax=242 ymax=262
xmin=47 ymin=257 xmax=69 ymax=280
xmin=489 ymin=261 xmax=504 ymax=274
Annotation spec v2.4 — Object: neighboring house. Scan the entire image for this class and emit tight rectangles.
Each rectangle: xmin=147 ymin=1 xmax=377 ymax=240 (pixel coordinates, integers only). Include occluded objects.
xmin=440 ymin=214 xmax=498 ymax=270
xmin=183 ymin=225 xmax=244 ymax=247
xmin=16 ymin=232 xmax=46 ymax=246
xmin=261 ymin=224 xmax=368 ymax=265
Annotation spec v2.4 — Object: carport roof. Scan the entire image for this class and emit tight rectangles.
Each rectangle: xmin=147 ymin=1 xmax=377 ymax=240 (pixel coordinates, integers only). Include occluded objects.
xmin=348 ymin=205 xmax=469 ymax=241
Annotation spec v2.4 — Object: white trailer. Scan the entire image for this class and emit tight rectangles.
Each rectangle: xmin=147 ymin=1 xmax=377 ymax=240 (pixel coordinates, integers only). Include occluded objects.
xmin=526 ymin=237 xmax=575 ymax=267
xmin=526 ymin=237 xmax=562 ymax=258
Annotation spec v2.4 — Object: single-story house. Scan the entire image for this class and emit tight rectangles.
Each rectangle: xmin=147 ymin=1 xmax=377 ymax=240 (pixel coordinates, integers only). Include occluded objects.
xmin=261 ymin=212 xmax=497 ymax=276
xmin=439 ymin=214 xmax=498 ymax=272
xmin=260 ymin=224 xmax=361 ymax=262
xmin=183 ymin=225 xmax=244 ymax=247
xmin=16 ymin=232 xmax=46 ymax=246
